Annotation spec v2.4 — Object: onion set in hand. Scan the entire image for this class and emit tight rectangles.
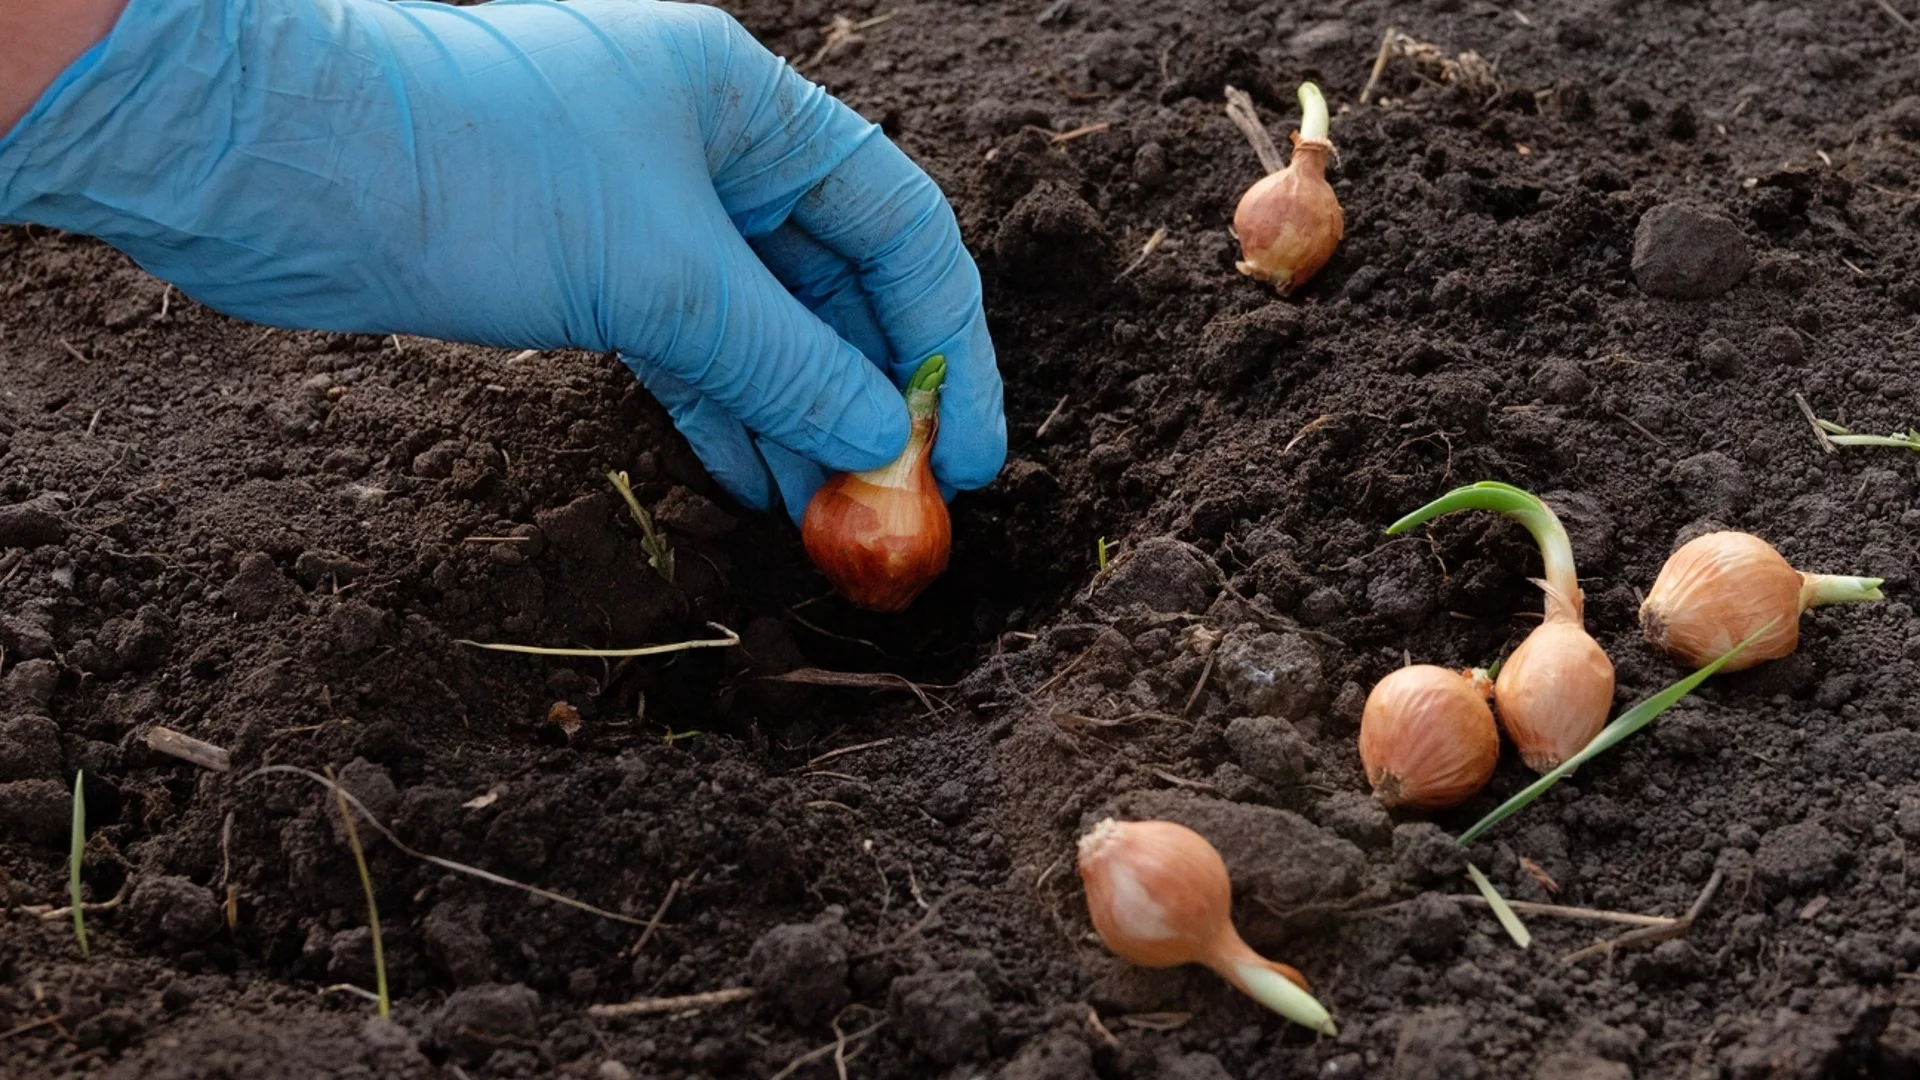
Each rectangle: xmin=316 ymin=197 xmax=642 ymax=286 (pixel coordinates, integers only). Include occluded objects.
xmin=1388 ymin=482 xmax=1615 ymax=773
xmin=801 ymin=355 xmax=951 ymax=612
xmin=1641 ymin=531 xmax=1883 ymax=671
xmin=1224 ymin=82 xmax=1343 ymax=295
xmin=1359 ymin=665 xmax=1499 ymax=810
xmin=1077 ymin=818 xmax=1336 ymax=1035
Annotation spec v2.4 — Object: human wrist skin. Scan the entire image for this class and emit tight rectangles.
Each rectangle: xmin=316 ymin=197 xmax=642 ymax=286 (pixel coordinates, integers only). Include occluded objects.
xmin=0 ymin=0 xmax=752 ymax=345
xmin=0 ymin=0 xmax=128 ymax=134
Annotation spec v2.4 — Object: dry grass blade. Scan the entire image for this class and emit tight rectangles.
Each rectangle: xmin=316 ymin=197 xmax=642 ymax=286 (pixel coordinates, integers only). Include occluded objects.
xmin=757 ymin=668 xmax=946 ymax=715
xmin=1223 ymin=85 xmax=1284 ymax=174
xmin=1794 ymin=392 xmax=1838 ymax=455
xmin=586 ymin=987 xmax=755 ymax=1019
xmin=768 ymin=1019 xmax=888 ymax=1080
xmin=457 ymin=621 xmax=738 ymax=658
xmin=146 ymin=726 xmax=232 ymax=772
xmin=248 ymin=765 xmax=650 ymax=927
xmin=804 ymin=737 xmax=897 ymax=769
xmin=328 ymin=765 xmax=389 ymax=1017
xmin=1051 ymin=121 xmax=1112 ymax=145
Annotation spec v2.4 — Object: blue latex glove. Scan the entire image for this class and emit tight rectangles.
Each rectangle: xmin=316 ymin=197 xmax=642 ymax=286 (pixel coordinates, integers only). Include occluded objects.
xmin=0 ymin=0 xmax=1005 ymax=521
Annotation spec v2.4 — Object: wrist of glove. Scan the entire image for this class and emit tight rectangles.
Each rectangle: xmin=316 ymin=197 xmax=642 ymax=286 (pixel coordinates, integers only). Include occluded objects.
xmin=0 ymin=0 xmax=1005 ymax=521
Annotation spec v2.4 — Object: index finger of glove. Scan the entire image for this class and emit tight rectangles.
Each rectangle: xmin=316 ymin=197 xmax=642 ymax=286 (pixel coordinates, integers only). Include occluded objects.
xmin=789 ymin=137 xmax=1005 ymax=492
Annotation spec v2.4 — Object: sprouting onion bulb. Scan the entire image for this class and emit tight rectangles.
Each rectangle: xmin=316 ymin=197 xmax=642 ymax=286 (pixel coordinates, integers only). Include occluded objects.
xmin=1388 ymin=482 xmax=1616 ymax=773
xmin=1641 ymin=531 xmax=1883 ymax=671
xmin=801 ymin=356 xmax=951 ymax=613
xmin=1231 ymin=82 xmax=1343 ymax=296
xmin=1077 ymin=818 xmax=1337 ymax=1035
xmin=1359 ymin=665 xmax=1499 ymax=810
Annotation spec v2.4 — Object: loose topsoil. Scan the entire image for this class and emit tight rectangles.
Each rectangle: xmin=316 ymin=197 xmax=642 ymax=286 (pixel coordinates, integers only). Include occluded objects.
xmin=8 ymin=1 xmax=1920 ymax=1077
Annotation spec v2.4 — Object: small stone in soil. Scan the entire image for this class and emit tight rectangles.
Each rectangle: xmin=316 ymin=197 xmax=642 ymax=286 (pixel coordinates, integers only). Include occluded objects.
xmin=293 ymin=549 xmax=369 ymax=588
xmin=2 ymin=658 xmax=60 ymax=709
xmin=1392 ymin=1007 xmax=1479 ymax=1080
xmin=1316 ymin=790 xmax=1392 ymax=849
xmin=1627 ymin=939 xmax=1699 ymax=985
xmin=1223 ymin=715 xmax=1313 ymax=786
xmin=1535 ymin=1053 xmax=1631 ymax=1080
xmin=127 ymin=875 xmax=224 ymax=947
xmin=1156 ymin=1050 xmax=1233 ymax=1080
xmin=432 ymin=983 xmax=540 ymax=1065
xmin=226 ymin=553 xmax=301 ymax=621
xmin=0 ymin=500 xmax=66 ymax=549
xmin=1754 ymin=820 xmax=1851 ymax=897
xmin=1669 ymin=451 xmax=1750 ymax=518
xmin=329 ymin=599 xmax=388 ymax=654
xmin=1631 ymin=203 xmax=1752 ymax=299
xmin=1533 ymin=358 xmax=1592 ymax=404
xmin=1216 ymin=630 xmax=1322 ymax=719
xmin=1000 ymin=1031 xmax=1095 ymax=1080
xmin=889 ymin=969 xmax=995 ymax=1065
xmin=747 ymin=909 xmax=851 ymax=1026
xmin=1394 ymin=823 xmax=1467 ymax=887
xmin=423 ymin=902 xmax=495 ymax=986
xmin=0 ymin=778 xmax=69 ymax=846
xmin=1404 ymin=892 xmax=1466 ymax=961
xmin=1089 ymin=537 xmax=1213 ymax=615
xmin=991 ymin=181 xmax=1114 ymax=297
xmin=1700 ymin=337 xmax=1742 ymax=376
xmin=925 ymin=779 xmax=972 ymax=824
xmin=651 ymin=487 xmax=736 ymax=540
xmin=0 ymin=713 xmax=62 ymax=782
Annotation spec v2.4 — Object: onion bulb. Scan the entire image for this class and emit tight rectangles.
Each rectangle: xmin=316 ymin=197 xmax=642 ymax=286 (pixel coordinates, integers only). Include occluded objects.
xmin=1077 ymin=818 xmax=1336 ymax=1035
xmin=1640 ymin=531 xmax=1883 ymax=671
xmin=1227 ymin=82 xmax=1343 ymax=296
xmin=801 ymin=356 xmax=951 ymax=612
xmin=1359 ymin=665 xmax=1498 ymax=810
xmin=1388 ymin=482 xmax=1616 ymax=773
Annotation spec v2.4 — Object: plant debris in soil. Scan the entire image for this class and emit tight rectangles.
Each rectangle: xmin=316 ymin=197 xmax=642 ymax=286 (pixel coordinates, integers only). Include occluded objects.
xmin=8 ymin=0 xmax=1920 ymax=1077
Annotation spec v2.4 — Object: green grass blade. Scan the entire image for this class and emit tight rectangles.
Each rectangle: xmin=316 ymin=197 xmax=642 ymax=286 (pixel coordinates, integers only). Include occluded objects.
xmin=1457 ymin=617 xmax=1779 ymax=848
xmin=1385 ymin=481 xmax=1547 ymax=535
xmin=70 ymin=770 xmax=88 ymax=959
xmin=1466 ymin=862 xmax=1530 ymax=948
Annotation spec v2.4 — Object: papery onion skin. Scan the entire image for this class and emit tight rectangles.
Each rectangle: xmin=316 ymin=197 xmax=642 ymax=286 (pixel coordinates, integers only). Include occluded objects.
xmin=1234 ymin=135 xmax=1342 ymax=296
xmin=1359 ymin=665 xmax=1499 ymax=810
xmin=1639 ymin=531 xmax=1883 ymax=671
xmin=1494 ymin=619 xmax=1615 ymax=772
xmin=801 ymin=468 xmax=949 ymax=614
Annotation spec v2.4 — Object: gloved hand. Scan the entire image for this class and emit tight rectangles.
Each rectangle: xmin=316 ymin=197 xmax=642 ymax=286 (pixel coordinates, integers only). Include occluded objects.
xmin=0 ymin=0 xmax=1005 ymax=520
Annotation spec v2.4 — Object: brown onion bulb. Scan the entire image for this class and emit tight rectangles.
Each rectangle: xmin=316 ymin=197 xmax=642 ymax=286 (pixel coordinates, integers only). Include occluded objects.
xmin=1359 ymin=665 xmax=1499 ymax=810
xmin=1077 ymin=818 xmax=1336 ymax=1034
xmin=1493 ymin=606 xmax=1615 ymax=772
xmin=801 ymin=357 xmax=951 ymax=612
xmin=1388 ymin=483 xmax=1617 ymax=774
xmin=1232 ymin=82 xmax=1342 ymax=295
xmin=1640 ymin=531 xmax=1883 ymax=671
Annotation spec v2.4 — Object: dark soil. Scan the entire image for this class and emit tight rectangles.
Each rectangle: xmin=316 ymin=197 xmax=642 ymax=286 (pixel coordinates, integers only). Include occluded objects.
xmin=8 ymin=0 xmax=1920 ymax=1077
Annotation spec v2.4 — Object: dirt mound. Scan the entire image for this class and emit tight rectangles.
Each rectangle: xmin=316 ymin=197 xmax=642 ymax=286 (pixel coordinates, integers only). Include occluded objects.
xmin=9 ymin=0 xmax=1920 ymax=1077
